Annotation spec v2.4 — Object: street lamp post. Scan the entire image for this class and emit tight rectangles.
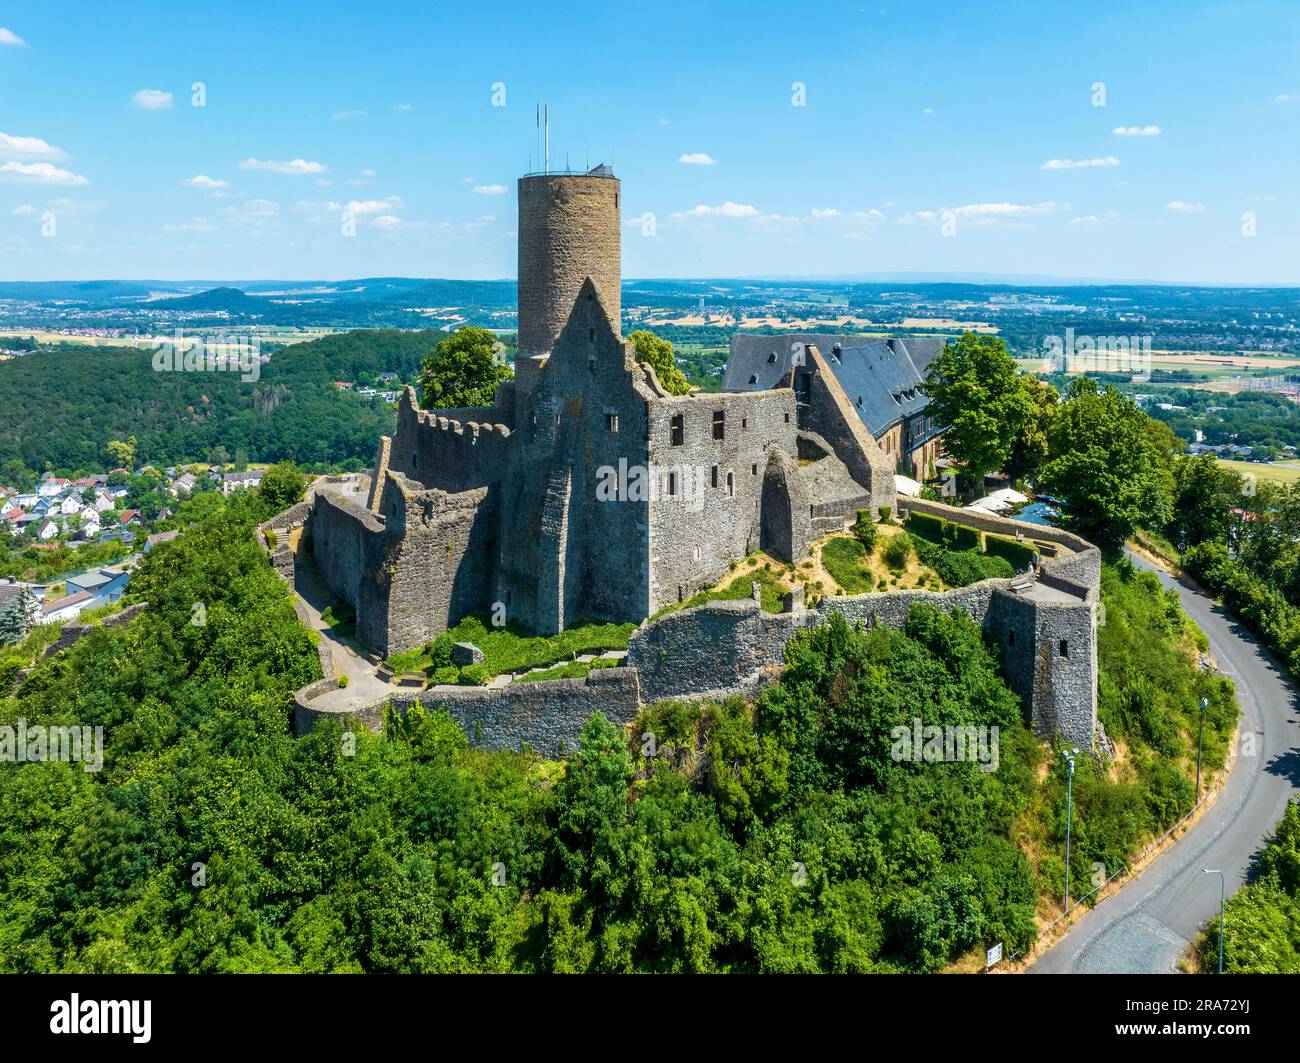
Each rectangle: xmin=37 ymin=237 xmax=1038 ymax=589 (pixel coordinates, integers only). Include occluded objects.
xmin=1196 ymin=697 xmax=1208 ymax=798
xmin=1202 ymin=868 xmax=1225 ymax=974
xmin=1063 ymin=747 xmax=1078 ymax=914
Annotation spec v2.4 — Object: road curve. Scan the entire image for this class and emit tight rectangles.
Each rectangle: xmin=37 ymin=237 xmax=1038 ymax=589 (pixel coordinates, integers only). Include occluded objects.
xmin=1031 ymin=554 xmax=1300 ymax=973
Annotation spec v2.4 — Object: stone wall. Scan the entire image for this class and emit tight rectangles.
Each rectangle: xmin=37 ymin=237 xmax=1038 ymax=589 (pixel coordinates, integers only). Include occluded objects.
xmin=370 ymin=473 xmax=497 ymax=654
xmin=626 ymin=504 xmax=1102 ymax=753
xmin=310 ymin=491 xmax=384 ymax=609
xmin=295 ymin=664 xmax=641 ymax=758
xmin=645 ymin=385 xmax=805 ymax=606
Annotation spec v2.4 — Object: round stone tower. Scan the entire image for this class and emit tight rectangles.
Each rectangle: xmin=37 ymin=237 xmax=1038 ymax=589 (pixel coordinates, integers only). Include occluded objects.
xmin=517 ymin=167 xmax=621 ymax=356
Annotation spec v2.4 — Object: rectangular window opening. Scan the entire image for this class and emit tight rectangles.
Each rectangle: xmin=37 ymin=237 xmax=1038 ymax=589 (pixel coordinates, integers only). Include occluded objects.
xmin=670 ymin=414 xmax=684 ymax=446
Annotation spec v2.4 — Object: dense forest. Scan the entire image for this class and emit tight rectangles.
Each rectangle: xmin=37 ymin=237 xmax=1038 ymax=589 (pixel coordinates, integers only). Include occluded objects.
xmin=0 ymin=330 xmax=455 ymax=476
xmin=0 ymin=498 xmax=1230 ymax=972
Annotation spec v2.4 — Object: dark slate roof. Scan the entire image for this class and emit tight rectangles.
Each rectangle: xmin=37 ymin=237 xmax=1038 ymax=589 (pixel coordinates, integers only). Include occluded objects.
xmin=723 ymin=333 xmax=944 ymax=436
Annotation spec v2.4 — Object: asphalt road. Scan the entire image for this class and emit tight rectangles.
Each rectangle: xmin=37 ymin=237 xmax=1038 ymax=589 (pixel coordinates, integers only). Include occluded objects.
xmin=1031 ymin=553 xmax=1300 ymax=973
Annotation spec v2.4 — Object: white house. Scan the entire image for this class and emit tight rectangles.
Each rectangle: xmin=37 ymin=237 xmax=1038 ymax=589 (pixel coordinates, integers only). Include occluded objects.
xmin=221 ymin=469 xmax=264 ymax=495
xmin=40 ymin=590 xmax=96 ymax=623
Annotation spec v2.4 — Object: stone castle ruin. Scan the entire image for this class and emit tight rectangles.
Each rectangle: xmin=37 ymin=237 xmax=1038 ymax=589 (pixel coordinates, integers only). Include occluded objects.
xmin=309 ymin=165 xmax=896 ymax=656
xmin=292 ymin=163 xmax=1100 ymax=755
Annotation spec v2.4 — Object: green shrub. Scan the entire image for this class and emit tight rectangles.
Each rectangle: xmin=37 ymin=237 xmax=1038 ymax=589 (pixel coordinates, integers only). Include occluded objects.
xmin=429 ymin=633 xmax=455 ymax=670
xmin=853 ymin=509 xmax=878 ymax=551
xmin=263 ymin=528 xmax=278 ymax=549
xmin=431 ymin=666 xmax=460 ymax=685
xmin=913 ymin=536 xmax=1014 ymax=587
xmin=906 ymin=511 xmax=947 ymax=543
xmin=337 ymin=674 xmax=350 ymax=688
xmin=947 ymin=522 xmax=981 ymax=551
xmin=878 ymin=505 xmax=893 ymax=524
xmin=985 ymin=533 xmax=1037 ymax=572
xmin=458 ymin=663 xmax=490 ymax=686
xmin=882 ymin=533 xmax=913 ymax=571
xmin=823 ymin=536 xmax=873 ymax=594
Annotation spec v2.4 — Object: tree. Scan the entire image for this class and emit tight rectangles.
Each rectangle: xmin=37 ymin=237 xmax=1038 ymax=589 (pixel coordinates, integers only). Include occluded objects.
xmin=105 ymin=436 xmax=137 ymax=470
xmin=1006 ymin=375 xmax=1059 ymax=483
xmin=1169 ymin=452 xmax=1240 ymax=549
xmin=1039 ymin=377 xmax=1175 ymax=554
xmin=258 ymin=461 xmax=307 ymax=514
xmin=923 ymin=333 xmax=1030 ymax=487
xmin=0 ymin=587 xmax=39 ymax=645
xmin=627 ymin=330 xmax=691 ymax=396
xmin=420 ymin=326 xmax=513 ymax=409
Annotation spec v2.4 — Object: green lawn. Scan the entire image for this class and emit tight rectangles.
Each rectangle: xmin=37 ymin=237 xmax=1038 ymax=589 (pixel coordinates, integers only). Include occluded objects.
xmin=385 ymin=615 xmax=636 ymax=678
xmin=821 ymin=537 xmax=875 ymax=593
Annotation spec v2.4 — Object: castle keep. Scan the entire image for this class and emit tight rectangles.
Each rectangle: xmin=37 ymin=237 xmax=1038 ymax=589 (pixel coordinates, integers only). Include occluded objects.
xmin=309 ymin=165 xmax=899 ymax=655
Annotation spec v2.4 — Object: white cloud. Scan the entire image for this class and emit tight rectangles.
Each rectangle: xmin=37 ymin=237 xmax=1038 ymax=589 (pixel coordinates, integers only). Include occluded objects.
xmin=333 ymin=109 xmax=366 ymax=121
xmin=1276 ymin=94 xmax=1297 ymax=103
xmin=1251 ymin=194 xmax=1279 ymax=203
xmin=678 ymin=152 xmax=717 ymax=165
xmin=478 ymin=214 xmax=496 ymax=223
xmin=897 ymin=201 xmax=1068 ymax=227
xmin=952 ymin=201 xmax=1069 ymax=218
xmin=1040 ymin=156 xmax=1120 ymax=170
xmin=1166 ymin=200 xmax=1206 ymax=213
xmin=11 ymin=204 xmax=34 ymax=215
xmin=393 ymin=103 xmax=413 ymax=111
xmin=671 ymin=201 xmax=759 ymax=220
xmin=182 ymin=174 xmax=230 ymax=190
xmin=0 ymin=161 xmax=89 ymax=186
xmin=133 ymin=89 xmax=174 ymax=110
xmin=922 ymin=107 xmax=934 ymax=115
xmin=1113 ymin=125 xmax=1161 ymax=136
xmin=1069 ymin=211 xmax=1119 ymax=224
xmin=240 ymin=157 xmax=327 ymax=175
xmin=361 ymin=168 xmax=377 ymax=177
xmin=0 ymin=133 xmax=66 ymax=160
xmin=345 ymin=196 xmax=403 ymax=216
xmin=810 ymin=208 xmax=840 ymax=218
xmin=0 ymin=28 xmax=26 ymax=46
xmin=473 ymin=184 xmax=506 ymax=195
xmin=370 ymin=215 xmax=402 ymax=230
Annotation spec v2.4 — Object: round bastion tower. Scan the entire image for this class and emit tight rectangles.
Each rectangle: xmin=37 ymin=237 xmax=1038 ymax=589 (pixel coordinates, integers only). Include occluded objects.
xmin=516 ymin=165 xmax=621 ymax=357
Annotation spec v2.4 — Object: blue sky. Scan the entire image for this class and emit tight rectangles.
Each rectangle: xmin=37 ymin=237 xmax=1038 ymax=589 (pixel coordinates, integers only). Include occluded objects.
xmin=1 ymin=0 xmax=1298 ymax=283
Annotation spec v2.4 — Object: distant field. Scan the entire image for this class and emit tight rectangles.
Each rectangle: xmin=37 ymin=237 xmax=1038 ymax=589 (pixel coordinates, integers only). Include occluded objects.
xmin=1215 ymin=457 xmax=1300 ymax=485
xmin=0 ymin=328 xmax=338 ymax=349
xmin=1018 ymin=349 xmax=1300 ymax=383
